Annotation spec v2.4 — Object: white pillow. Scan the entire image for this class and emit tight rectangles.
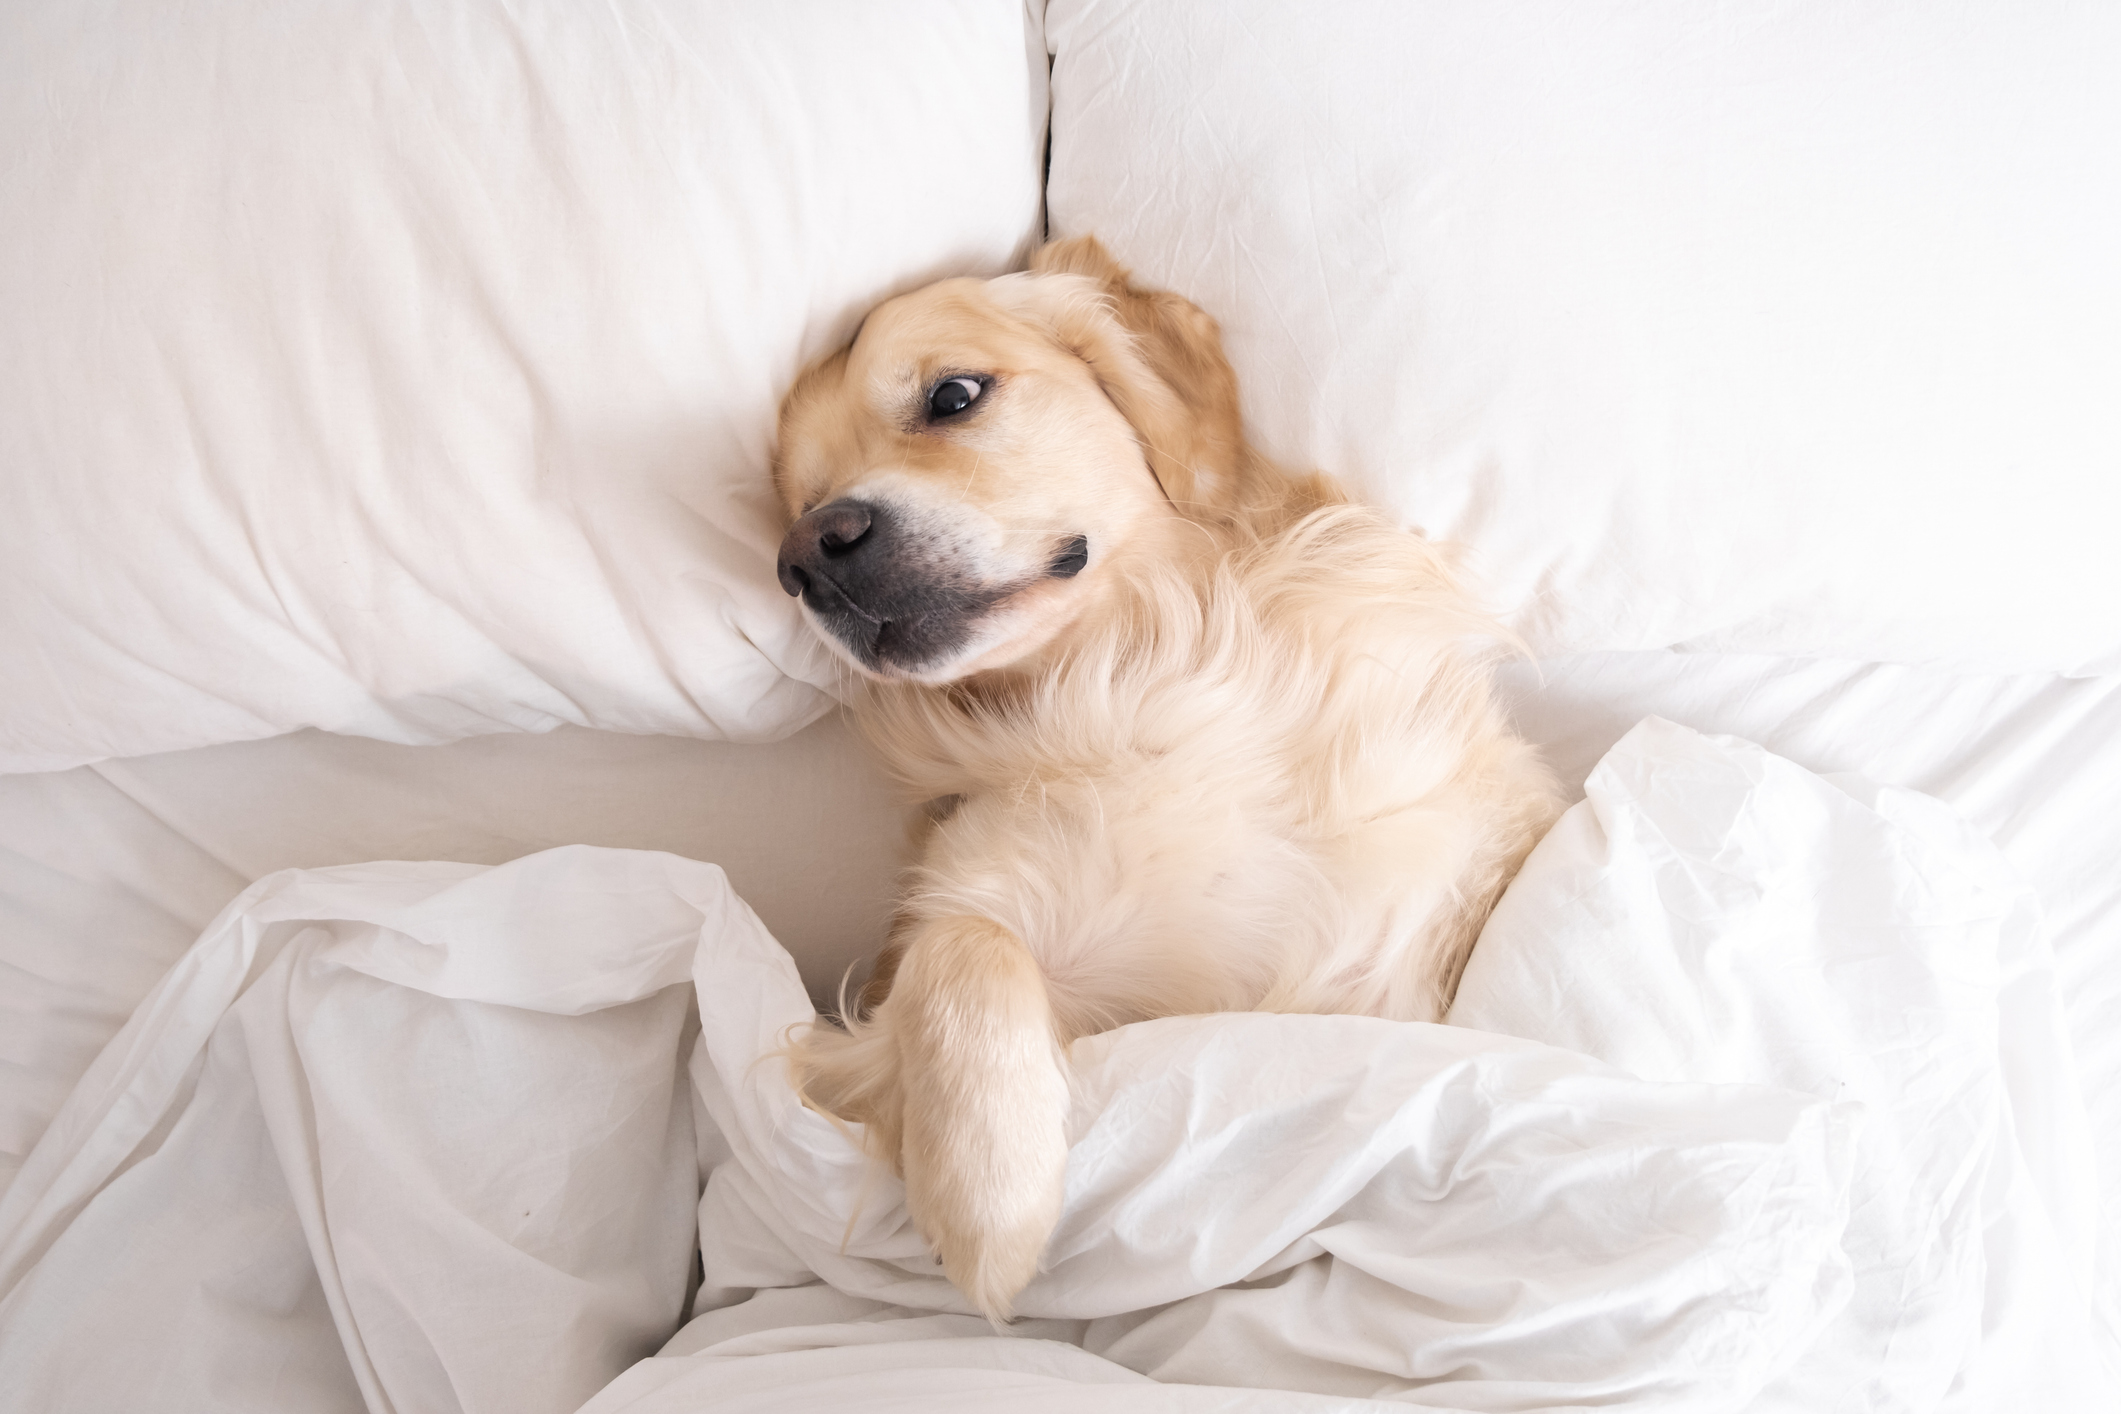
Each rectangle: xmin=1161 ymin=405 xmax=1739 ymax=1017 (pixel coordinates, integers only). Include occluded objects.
xmin=1045 ymin=0 xmax=2121 ymax=673
xmin=0 ymin=1 xmax=1045 ymax=773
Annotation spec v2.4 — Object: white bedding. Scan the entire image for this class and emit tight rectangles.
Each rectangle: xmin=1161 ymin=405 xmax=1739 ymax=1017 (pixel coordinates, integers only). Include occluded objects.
xmin=1 ymin=719 xmax=2111 ymax=1411
xmin=4 ymin=2 xmax=2113 ymax=1407
xmin=1454 ymin=720 xmax=2105 ymax=1409
xmin=5 ymin=657 xmax=2118 ymax=1383
xmin=1495 ymin=653 xmax=2121 ymax=1341
xmin=0 ymin=0 xmax=1046 ymax=772
xmin=11 ymin=652 xmax=2117 ymax=1206
xmin=0 ymin=715 xmax=909 ymax=1198
xmin=1046 ymin=0 xmax=2121 ymax=673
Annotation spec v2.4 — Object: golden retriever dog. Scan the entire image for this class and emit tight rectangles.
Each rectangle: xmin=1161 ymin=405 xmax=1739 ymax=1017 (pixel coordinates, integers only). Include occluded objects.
xmin=772 ymin=236 xmax=1562 ymax=1321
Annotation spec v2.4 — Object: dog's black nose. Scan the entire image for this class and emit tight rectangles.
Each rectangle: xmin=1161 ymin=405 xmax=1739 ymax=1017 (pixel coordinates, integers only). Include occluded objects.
xmin=778 ymin=501 xmax=878 ymax=597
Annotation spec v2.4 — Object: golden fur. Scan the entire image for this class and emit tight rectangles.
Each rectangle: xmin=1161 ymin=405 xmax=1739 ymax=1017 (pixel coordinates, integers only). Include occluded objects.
xmin=771 ymin=237 xmax=1563 ymax=1321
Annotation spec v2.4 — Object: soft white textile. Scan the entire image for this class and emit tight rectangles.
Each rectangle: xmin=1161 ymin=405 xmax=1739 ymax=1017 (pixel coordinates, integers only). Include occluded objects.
xmin=592 ymin=1292 xmax=1399 ymax=1414
xmin=9 ymin=650 xmax=2121 ymax=1239
xmin=4 ymin=725 xmax=2104 ymax=1407
xmin=2 ymin=722 xmax=2109 ymax=1411
xmin=0 ymin=714 xmax=911 ymax=1199
xmin=585 ymin=1290 xmax=1406 ymax=1413
xmin=0 ymin=849 xmax=712 ymax=1413
xmin=1491 ymin=654 xmax=2121 ymax=1362
xmin=0 ymin=0 xmax=1045 ymax=773
xmin=687 ymin=1010 xmax=1849 ymax=1410
xmin=1 ymin=848 xmax=1854 ymax=1412
xmin=1045 ymin=0 xmax=2121 ymax=672
xmin=8 ymin=651 xmax=2118 ymax=1345
xmin=1451 ymin=718 xmax=2113 ymax=1408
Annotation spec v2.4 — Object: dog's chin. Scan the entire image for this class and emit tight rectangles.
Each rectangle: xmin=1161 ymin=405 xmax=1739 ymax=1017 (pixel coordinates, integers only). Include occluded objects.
xmin=807 ymin=594 xmax=1069 ymax=686
xmin=803 ymin=607 xmax=988 ymax=684
xmin=821 ymin=631 xmax=1015 ymax=687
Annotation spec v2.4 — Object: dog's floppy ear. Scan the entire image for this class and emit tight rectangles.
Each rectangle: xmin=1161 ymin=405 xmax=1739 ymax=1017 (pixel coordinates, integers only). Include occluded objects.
xmin=1011 ymin=236 xmax=1247 ymax=516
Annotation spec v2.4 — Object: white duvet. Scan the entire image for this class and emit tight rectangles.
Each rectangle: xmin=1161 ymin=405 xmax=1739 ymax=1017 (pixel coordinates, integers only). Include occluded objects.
xmin=0 ymin=721 xmax=2108 ymax=1412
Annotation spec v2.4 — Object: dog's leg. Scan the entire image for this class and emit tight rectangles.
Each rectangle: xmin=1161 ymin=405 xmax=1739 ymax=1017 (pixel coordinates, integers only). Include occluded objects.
xmin=890 ymin=915 xmax=1069 ymax=1323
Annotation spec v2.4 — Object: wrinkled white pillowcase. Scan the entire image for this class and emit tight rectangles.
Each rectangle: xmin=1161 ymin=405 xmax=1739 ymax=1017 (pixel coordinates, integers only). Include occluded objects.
xmin=1046 ymin=0 xmax=2121 ymax=673
xmin=0 ymin=0 xmax=1045 ymax=773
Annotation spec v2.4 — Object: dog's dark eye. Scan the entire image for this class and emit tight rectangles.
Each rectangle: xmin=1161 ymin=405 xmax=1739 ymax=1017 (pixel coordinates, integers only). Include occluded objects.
xmin=927 ymin=376 xmax=985 ymax=419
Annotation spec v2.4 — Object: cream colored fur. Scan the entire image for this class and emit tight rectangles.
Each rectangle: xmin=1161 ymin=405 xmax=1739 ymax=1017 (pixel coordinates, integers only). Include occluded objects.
xmin=772 ymin=237 xmax=1562 ymax=1322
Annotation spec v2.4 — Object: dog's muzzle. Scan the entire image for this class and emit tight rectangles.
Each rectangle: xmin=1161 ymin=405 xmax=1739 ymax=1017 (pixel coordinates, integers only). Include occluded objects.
xmin=777 ymin=499 xmax=1005 ymax=675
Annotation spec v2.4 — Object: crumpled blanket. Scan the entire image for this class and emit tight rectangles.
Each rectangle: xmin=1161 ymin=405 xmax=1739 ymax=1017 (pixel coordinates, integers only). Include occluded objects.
xmin=0 ymin=719 xmax=2106 ymax=1412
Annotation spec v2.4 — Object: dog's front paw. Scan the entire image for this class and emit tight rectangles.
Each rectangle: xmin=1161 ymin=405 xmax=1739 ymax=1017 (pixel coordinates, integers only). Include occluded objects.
xmin=871 ymin=914 xmax=1072 ymax=1322
xmin=902 ymin=1111 xmax=1067 ymax=1324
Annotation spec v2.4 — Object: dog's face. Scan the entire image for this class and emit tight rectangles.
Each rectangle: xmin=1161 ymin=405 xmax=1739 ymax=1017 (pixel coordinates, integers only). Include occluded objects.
xmin=772 ymin=239 xmax=1245 ymax=683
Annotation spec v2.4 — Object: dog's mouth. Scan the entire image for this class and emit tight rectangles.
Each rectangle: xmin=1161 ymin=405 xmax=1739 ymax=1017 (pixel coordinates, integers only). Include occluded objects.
xmin=777 ymin=499 xmax=1091 ymax=680
xmin=795 ymin=567 xmax=1013 ymax=677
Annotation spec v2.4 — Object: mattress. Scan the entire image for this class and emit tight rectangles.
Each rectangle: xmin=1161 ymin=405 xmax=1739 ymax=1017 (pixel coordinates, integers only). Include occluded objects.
xmin=7 ymin=650 xmax=2118 ymax=1335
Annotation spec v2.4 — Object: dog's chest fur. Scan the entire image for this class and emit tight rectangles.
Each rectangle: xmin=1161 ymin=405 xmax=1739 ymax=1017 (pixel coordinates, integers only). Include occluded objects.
xmin=859 ymin=507 xmax=1558 ymax=1033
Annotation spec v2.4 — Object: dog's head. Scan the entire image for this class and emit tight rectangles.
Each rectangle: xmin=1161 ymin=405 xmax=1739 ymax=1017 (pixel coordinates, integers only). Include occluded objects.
xmin=772 ymin=237 xmax=1248 ymax=683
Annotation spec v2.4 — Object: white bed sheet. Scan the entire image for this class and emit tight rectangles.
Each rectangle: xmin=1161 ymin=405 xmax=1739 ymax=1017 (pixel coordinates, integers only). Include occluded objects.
xmin=3 ymin=651 xmax=2117 ymax=1354
xmin=1 ymin=724 xmax=2104 ymax=1410
xmin=0 ymin=714 xmax=910 ymax=1196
